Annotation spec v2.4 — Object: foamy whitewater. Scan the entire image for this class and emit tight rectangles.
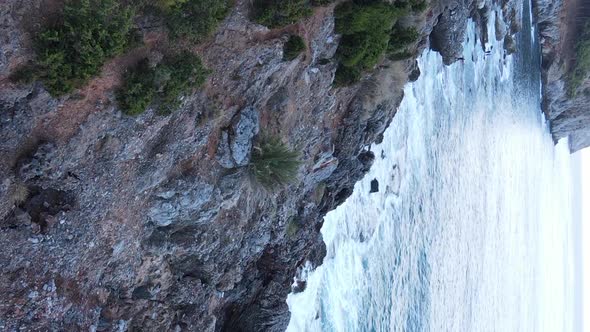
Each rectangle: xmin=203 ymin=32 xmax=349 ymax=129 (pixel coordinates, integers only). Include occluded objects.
xmin=287 ymin=2 xmax=574 ymax=331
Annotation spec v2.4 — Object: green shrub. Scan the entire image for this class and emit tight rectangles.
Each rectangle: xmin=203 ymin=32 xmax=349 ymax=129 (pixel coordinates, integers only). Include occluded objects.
xmin=410 ymin=0 xmax=427 ymax=12
xmin=251 ymin=0 xmax=312 ymax=28
xmin=155 ymin=52 xmax=210 ymax=113
xmin=333 ymin=1 xmax=402 ymax=86
xmin=166 ymin=0 xmax=231 ymax=41
xmin=159 ymin=0 xmax=189 ymax=9
xmin=338 ymin=30 xmax=391 ymax=69
xmin=389 ymin=27 xmax=419 ymax=50
xmin=334 ymin=64 xmax=361 ymax=86
xmin=391 ymin=0 xmax=427 ymax=12
xmin=283 ymin=35 xmax=306 ymax=61
xmin=334 ymin=2 xmax=398 ymax=35
xmin=250 ymin=136 xmax=301 ymax=189
xmin=34 ymin=0 xmax=135 ymax=96
xmin=311 ymin=0 xmax=335 ymax=5
xmin=117 ymin=59 xmax=155 ymax=115
xmin=286 ymin=216 xmax=300 ymax=237
xmin=250 ymin=0 xmax=337 ymax=28
xmin=388 ymin=26 xmax=419 ymax=59
xmin=569 ymin=23 xmax=590 ymax=96
xmin=117 ymin=52 xmax=209 ymax=115
xmin=127 ymin=0 xmax=172 ymax=13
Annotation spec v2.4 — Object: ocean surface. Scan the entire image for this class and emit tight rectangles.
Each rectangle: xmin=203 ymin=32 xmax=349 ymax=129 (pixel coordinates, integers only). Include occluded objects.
xmin=287 ymin=1 xmax=575 ymax=331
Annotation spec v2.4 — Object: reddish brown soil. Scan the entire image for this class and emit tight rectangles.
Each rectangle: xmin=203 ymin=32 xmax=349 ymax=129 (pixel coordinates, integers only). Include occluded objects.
xmin=31 ymin=46 xmax=151 ymax=143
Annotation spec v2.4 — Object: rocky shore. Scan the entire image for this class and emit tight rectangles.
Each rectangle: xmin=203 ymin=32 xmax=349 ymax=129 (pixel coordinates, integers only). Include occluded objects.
xmin=0 ymin=0 xmax=578 ymax=331
xmin=536 ymin=0 xmax=590 ymax=152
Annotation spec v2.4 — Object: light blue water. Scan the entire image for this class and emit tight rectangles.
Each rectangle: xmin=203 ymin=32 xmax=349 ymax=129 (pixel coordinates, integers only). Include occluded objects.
xmin=287 ymin=3 xmax=574 ymax=331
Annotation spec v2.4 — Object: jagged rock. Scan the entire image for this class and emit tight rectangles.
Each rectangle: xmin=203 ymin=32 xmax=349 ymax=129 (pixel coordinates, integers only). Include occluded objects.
xmin=216 ymin=131 xmax=235 ymax=168
xmin=494 ymin=12 xmax=507 ymax=41
xmin=266 ymin=86 xmax=289 ymax=113
xmin=430 ymin=0 xmax=470 ymax=65
xmin=231 ymin=107 xmax=259 ymax=166
xmin=292 ymin=279 xmax=306 ymax=294
xmin=19 ymin=143 xmax=59 ymax=181
xmin=14 ymin=208 xmax=31 ymax=225
xmin=21 ymin=187 xmax=74 ymax=230
xmin=216 ymin=106 xmax=260 ymax=168
xmin=503 ymin=34 xmax=517 ymax=54
xmin=218 ymin=171 xmax=243 ymax=210
xmin=148 ymin=179 xmax=215 ymax=227
xmin=370 ymin=179 xmax=379 ymax=193
xmin=409 ymin=61 xmax=421 ymax=82
xmin=358 ymin=151 xmax=375 ymax=172
xmin=305 ymin=151 xmax=339 ymax=189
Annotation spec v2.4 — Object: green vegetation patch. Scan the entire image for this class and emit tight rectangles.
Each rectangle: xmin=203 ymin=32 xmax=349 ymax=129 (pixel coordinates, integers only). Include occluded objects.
xmin=251 ymin=0 xmax=334 ymax=28
xmin=165 ymin=0 xmax=231 ymax=41
xmin=249 ymin=135 xmax=301 ymax=190
xmin=569 ymin=22 xmax=590 ymax=97
xmin=333 ymin=1 xmax=400 ymax=86
xmin=409 ymin=0 xmax=428 ymax=12
xmin=117 ymin=52 xmax=209 ymax=115
xmin=311 ymin=0 xmax=335 ymax=5
xmin=286 ymin=216 xmax=300 ymax=238
xmin=251 ymin=0 xmax=312 ymax=28
xmin=32 ymin=0 xmax=135 ymax=96
xmin=283 ymin=35 xmax=306 ymax=61
xmin=117 ymin=59 xmax=155 ymax=116
xmin=333 ymin=1 xmax=420 ymax=86
xmin=394 ymin=0 xmax=428 ymax=12
xmin=334 ymin=64 xmax=361 ymax=87
xmin=388 ymin=26 xmax=420 ymax=60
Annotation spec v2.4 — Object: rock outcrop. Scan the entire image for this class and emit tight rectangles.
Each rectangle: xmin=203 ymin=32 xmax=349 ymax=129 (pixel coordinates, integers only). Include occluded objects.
xmin=430 ymin=0 xmax=471 ymax=65
xmin=536 ymin=0 xmax=590 ymax=152
xmin=216 ymin=106 xmax=260 ymax=169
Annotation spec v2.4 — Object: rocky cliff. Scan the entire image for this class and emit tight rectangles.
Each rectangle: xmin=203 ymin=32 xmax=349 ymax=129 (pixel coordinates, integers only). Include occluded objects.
xmin=536 ymin=0 xmax=590 ymax=152
xmin=0 ymin=0 xmax=518 ymax=331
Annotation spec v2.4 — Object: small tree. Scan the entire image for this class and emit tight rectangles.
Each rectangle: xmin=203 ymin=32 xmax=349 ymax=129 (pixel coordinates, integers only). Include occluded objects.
xmin=283 ymin=35 xmax=306 ymax=61
xmin=311 ymin=0 xmax=335 ymax=5
xmin=117 ymin=59 xmax=155 ymax=116
xmin=33 ymin=0 xmax=135 ymax=95
xmin=166 ymin=0 xmax=231 ymax=41
xmin=155 ymin=52 xmax=210 ymax=114
xmin=117 ymin=52 xmax=209 ymax=115
xmin=251 ymin=0 xmax=312 ymax=28
xmin=332 ymin=1 xmax=403 ymax=86
xmin=249 ymin=136 xmax=301 ymax=189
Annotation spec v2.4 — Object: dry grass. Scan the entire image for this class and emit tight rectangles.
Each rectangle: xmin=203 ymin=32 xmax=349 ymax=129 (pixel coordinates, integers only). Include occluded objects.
xmin=10 ymin=181 xmax=29 ymax=207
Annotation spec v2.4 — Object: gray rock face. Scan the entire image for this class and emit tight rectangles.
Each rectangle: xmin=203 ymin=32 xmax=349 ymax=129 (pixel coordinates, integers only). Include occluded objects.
xmin=19 ymin=143 xmax=59 ymax=181
xmin=536 ymin=0 xmax=590 ymax=151
xmin=148 ymin=180 xmax=216 ymax=227
xmin=430 ymin=0 xmax=471 ymax=65
xmin=230 ymin=107 xmax=260 ymax=166
xmin=216 ymin=131 xmax=236 ymax=168
xmin=216 ymin=106 xmax=260 ymax=168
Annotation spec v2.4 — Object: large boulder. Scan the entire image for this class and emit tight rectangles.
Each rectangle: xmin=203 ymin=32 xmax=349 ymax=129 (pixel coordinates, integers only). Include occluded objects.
xmin=216 ymin=106 xmax=260 ymax=168
xmin=430 ymin=0 xmax=470 ymax=65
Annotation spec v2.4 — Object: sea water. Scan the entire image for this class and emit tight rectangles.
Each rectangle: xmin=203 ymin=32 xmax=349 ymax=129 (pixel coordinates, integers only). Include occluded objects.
xmin=286 ymin=2 xmax=574 ymax=331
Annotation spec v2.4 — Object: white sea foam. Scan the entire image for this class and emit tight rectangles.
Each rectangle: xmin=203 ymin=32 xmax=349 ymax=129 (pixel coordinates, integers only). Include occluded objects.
xmin=287 ymin=4 xmax=574 ymax=331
